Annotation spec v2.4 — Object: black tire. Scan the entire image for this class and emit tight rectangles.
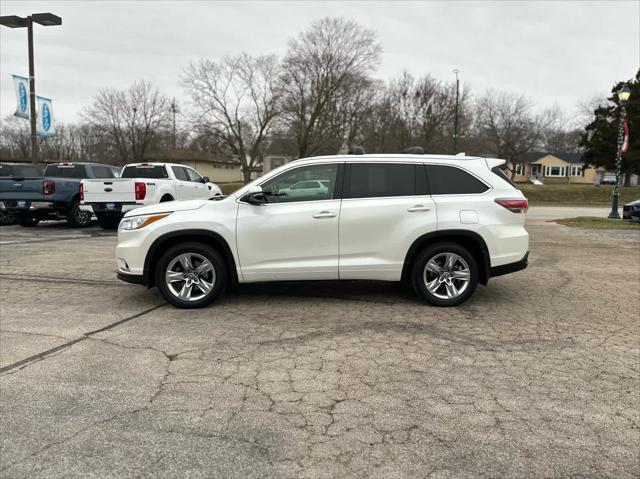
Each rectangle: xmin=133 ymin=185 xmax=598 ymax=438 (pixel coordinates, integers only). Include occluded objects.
xmin=411 ymin=242 xmax=479 ymax=307
xmin=155 ymin=242 xmax=228 ymax=309
xmin=18 ymin=215 xmax=39 ymax=227
xmin=0 ymin=211 xmax=15 ymax=225
xmin=66 ymin=200 xmax=92 ymax=228
xmin=160 ymin=195 xmax=174 ymax=203
xmin=96 ymin=213 xmax=122 ymax=230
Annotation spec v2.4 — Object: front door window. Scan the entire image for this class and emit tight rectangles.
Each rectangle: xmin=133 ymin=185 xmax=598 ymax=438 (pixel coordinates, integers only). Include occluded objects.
xmin=260 ymin=164 xmax=338 ymax=203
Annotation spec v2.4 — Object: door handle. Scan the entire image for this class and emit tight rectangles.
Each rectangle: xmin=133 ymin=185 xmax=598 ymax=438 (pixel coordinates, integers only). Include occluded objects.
xmin=312 ymin=211 xmax=337 ymax=219
xmin=407 ymin=205 xmax=431 ymax=212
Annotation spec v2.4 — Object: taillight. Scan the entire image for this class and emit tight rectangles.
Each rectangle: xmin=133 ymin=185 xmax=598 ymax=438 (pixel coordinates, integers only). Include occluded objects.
xmin=495 ymin=198 xmax=528 ymax=213
xmin=135 ymin=182 xmax=146 ymax=200
xmin=79 ymin=182 xmax=84 ymax=201
xmin=43 ymin=180 xmax=55 ymax=196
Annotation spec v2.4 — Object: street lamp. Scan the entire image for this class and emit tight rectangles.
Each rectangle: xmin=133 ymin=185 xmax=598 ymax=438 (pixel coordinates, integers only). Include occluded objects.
xmin=607 ymin=84 xmax=631 ymax=219
xmin=0 ymin=13 xmax=62 ymax=164
xmin=453 ymin=69 xmax=460 ymax=154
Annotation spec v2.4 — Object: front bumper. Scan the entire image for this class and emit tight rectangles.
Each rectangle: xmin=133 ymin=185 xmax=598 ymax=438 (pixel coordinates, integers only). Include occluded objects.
xmin=490 ymin=251 xmax=529 ymax=278
xmin=116 ymin=271 xmax=145 ymax=285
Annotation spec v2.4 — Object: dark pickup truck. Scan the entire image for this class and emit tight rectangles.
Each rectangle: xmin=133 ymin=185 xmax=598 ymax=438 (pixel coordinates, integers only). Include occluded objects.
xmin=0 ymin=163 xmax=45 ymax=225
xmin=0 ymin=162 xmax=120 ymax=227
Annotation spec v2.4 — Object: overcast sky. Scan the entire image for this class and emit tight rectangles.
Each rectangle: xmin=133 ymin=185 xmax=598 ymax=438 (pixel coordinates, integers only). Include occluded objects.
xmin=1 ymin=0 xmax=638 ymax=125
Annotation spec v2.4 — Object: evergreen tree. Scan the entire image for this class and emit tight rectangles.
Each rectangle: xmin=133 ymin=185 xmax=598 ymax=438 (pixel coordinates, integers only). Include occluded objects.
xmin=581 ymin=69 xmax=639 ymax=184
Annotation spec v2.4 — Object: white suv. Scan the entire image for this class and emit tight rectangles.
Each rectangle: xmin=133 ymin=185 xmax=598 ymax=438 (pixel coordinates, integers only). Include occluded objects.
xmin=115 ymin=154 xmax=529 ymax=308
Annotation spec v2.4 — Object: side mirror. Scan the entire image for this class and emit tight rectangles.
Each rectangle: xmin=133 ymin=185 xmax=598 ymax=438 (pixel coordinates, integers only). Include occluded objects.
xmin=202 ymin=176 xmax=210 ymax=183
xmin=244 ymin=191 xmax=268 ymax=205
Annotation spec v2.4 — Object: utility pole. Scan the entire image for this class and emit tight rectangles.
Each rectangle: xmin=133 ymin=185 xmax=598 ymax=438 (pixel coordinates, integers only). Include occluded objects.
xmin=170 ymin=99 xmax=177 ymax=150
xmin=453 ymin=69 xmax=460 ymax=154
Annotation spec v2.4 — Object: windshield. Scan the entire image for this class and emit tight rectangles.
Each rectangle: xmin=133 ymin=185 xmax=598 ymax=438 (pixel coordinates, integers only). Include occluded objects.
xmin=121 ymin=165 xmax=168 ymax=179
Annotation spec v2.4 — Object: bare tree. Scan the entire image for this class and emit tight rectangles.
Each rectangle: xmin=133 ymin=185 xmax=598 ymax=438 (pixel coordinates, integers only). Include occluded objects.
xmin=359 ymin=72 xmax=470 ymax=154
xmin=279 ymin=17 xmax=382 ymax=158
xmin=0 ymin=116 xmax=31 ymax=161
xmin=182 ymin=54 xmax=281 ymax=183
xmin=81 ymin=80 xmax=171 ymax=165
xmin=474 ymin=90 xmax=557 ymax=177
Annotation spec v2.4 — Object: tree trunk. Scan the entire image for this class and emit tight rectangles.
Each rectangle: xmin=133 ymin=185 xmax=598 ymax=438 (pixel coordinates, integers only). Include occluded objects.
xmin=242 ymin=167 xmax=252 ymax=184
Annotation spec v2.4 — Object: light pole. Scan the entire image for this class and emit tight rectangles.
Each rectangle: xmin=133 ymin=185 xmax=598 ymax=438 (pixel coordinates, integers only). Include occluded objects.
xmin=0 ymin=13 xmax=62 ymax=164
xmin=607 ymin=84 xmax=631 ymax=219
xmin=170 ymin=99 xmax=178 ymax=150
xmin=453 ymin=69 xmax=460 ymax=154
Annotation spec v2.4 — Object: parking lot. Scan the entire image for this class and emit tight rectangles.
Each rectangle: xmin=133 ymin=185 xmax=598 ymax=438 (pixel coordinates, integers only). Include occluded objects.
xmin=0 ymin=208 xmax=638 ymax=478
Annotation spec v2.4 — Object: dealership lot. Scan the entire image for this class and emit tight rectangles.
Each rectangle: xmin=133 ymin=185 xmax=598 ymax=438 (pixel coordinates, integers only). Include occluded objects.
xmin=0 ymin=209 xmax=638 ymax=478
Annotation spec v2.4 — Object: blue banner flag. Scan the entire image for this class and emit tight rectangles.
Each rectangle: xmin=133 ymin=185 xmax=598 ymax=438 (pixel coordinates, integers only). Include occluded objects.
xmin=12 ymin=74 xmax=30 ymax=119
xmin=36 ymin=96 xmax=55 ymax=137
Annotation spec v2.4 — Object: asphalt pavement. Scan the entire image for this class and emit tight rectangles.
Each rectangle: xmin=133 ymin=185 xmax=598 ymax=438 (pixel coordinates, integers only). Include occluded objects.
xmin=0 ymin=206 xmax=638 ymax=478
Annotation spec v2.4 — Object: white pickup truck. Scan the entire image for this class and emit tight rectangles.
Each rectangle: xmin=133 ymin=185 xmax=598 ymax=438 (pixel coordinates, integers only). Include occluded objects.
xmin=81 ymin=163 xmax=223 ymax=229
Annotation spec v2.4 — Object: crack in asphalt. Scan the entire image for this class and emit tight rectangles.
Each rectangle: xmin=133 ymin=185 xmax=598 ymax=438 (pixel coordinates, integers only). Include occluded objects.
xmin=0 ymin=304 xmax=166 ymax=374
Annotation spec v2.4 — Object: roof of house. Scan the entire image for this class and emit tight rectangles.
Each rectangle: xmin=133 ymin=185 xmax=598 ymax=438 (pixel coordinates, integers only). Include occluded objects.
xmin=145 ymin=149 xmax=241 ymax=166
xmin=526 ymin=152 xmax=583 ymax=164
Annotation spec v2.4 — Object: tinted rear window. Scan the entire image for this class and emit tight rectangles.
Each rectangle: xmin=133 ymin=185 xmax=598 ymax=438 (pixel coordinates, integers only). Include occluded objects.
xmin=121 ymin=165 xmax=168 ymax=179
xmin=425 ymin=165 xmax=489 ymax=195
xmin=13 ymin=165 xmax=44 ymax=177
xmin=44 ymin=165 xmax=87 ymax=178
xmin=344 ymin=163 xmax=426 ymax=198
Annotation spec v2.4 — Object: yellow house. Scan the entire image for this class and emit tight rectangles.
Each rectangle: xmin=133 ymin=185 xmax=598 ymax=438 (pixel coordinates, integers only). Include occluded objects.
xmin=509 ymin=152 xmax=605 ymax=184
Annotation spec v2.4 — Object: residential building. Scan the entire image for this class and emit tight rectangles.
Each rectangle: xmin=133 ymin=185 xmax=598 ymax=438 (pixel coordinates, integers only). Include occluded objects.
xmin=144 ymin=149 xmax=243 ymax=183
xmin=509 ymin=152 xmax=605 ymax=184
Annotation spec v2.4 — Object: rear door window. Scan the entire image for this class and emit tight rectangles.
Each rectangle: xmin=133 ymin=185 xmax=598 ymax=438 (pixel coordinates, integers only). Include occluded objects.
xmin=344 ymin=163 xmax=426 ymax=199
xmin=44 ymin=164 xmax=87 ymax=178
xmin=171 ymin=166 xmax=189 ymax=181
xmin=121 ymin=165 xmax=169 ymax=179
xmin=425 ymin=165 xmax=489 ymax=195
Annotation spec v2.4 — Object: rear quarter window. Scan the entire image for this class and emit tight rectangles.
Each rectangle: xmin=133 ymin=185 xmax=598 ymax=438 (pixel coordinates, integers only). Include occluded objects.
xmin=491 ymin=166 xmax=518 ymax=188
xmin=425 ymin=165 xmax=489 ymax=195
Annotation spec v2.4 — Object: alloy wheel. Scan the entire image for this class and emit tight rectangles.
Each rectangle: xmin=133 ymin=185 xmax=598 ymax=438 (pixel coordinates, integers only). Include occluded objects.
xmin=165 ymin=253 xmax=216 ymax=302
xmin=423 ymin=252 xmax=471 ymax=300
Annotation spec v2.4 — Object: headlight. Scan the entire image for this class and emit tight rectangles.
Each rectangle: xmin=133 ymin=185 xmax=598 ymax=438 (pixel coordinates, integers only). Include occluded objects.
xmin=118 ymin=213 xmax=170 ymax=231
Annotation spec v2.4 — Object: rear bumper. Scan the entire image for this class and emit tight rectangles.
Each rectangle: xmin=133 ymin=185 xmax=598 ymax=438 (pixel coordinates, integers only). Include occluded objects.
xmin=81 ymin=202 xmax=142 ymax=214
xmin=490 ymin=251 xmax=529 ymax=278
xmin=116 ymin=271 xmax=145 ymax=285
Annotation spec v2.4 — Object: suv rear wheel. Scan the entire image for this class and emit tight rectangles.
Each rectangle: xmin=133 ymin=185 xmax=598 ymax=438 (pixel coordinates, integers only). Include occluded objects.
xmin=412 ymin=242 xmax=478 ymax=307
xmin=155 ymin=242 xmax=228 ymax=308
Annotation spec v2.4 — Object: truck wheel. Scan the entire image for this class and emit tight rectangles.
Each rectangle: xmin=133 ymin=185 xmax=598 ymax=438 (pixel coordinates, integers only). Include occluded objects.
xmin=0 ymin=211 xmax=15 ymax=225
xmin=411 ymin=242 xmax=478 ymax=307
xmin=155 ymin=242 xmax=228 ymax=309
xmin=67 ymin=200 xmax=92 ymax=228
xmin=96 ymin=213 xmax=122 ymax=230
xmin=18 ymin=215 xmax=40 ymax=227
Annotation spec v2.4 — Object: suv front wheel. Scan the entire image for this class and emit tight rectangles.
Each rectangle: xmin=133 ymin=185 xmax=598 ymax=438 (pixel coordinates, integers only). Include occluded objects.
xmin=156 ymin=242 xmax=228 ymax=308
xmin=412 ymin=242 xmax=478 ymax=307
